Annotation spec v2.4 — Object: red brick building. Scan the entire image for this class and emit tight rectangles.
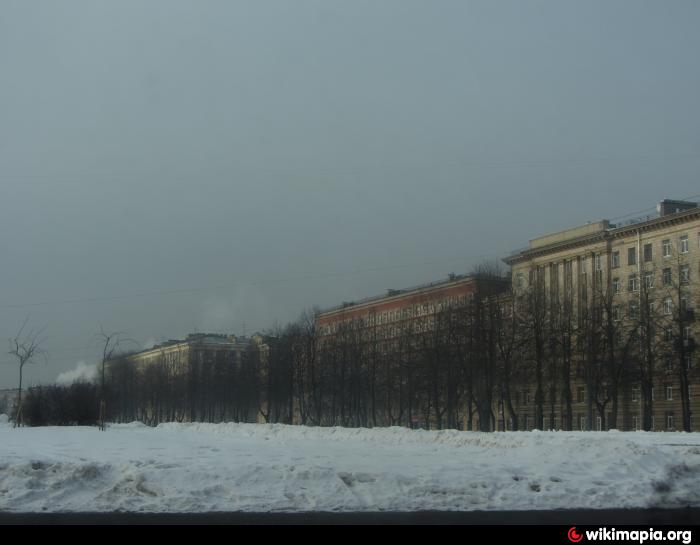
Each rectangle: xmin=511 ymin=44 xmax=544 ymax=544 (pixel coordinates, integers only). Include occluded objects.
xmin=316 ymin=274 xmax=509 ymax=340
xmin=314 ymin=273 xmax=510 ymax=429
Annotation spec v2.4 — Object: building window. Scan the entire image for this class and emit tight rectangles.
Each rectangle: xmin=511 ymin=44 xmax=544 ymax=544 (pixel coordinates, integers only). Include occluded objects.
xmin=644 ymin=271 xmax=654 ymax=289
xmin=577 ymin=387 xmax=585 ymax=403
xmin=666 ymin=412 xmax=674 ymax=431
xmin=681 ymin=294 xmax=689 ymax=312
xmin=665 ymin=354 xmax=673 ymax=371
xmin=629 ymin=302 xmax=639 ymax=320
xmin=628 ymin=274 xmax=639 ymax=292
xmin=664 ymin=328 xmax=673 ymax=342
xmin=663 ymin=268 xmax=672 ymax=286
xmin=612 ymin=251 xmax=620 ymax=269
xmin=632 ymin=388 xmax=639 ymax=402
xmin=628 ymin=247 xmax=636 ymax=266
xmin=666 ymin=385 xmax=673 ymax=401
xmin=612 ymin=277 xmax=620 ymax=294
xmin=581 ymin=256 xmax=587 ymax=273
xmin=516 ymin=273 xmax=524 ymax=288
xmin=612 ymin=306 xmax=621 ymax=321
xmin=663 ymin=239 xmax=672 ymax=257
xmin=680 ymin=234 xmax=689 ymax=254
xmin=681 ymin=264 xmax=690 ymax=284
xmin=579 ymin=416 xmax=587 ymax=431
xmin=595 ymin=269 xmax=603 ymax=286
xmin=686 ymin=355 xmax=693 ymax=370
xmin=632 ymin=415 xmax=640 ymax=431
xmin=643 ymin=243 xmax=653 ymax=262
xmin=610 ymin=251 xmax=620 ymax=269
xmin=524 ymin=390 xmax=531 ymax=404
xmin=595 ymin=254 xmax=602 ymax=271
xmin=664 ymin=298 xmax=673 ymax=315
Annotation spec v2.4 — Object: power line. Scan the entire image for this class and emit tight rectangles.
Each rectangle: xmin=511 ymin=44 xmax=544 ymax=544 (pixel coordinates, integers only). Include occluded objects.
xmin=608 ymin=193 xmax=700 ymax=222
xmin=0 ymin=251 xmax=509 ymax=311
xmin=2 ymin=193 xmax=698 ymax=312
xmin=7 ymin=151 xmax=700 ymax=182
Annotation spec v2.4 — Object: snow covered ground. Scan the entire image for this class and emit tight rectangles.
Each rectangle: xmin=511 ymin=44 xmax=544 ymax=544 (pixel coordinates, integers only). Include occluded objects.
xmin=1 ymin=417 xmax=699 ymax=513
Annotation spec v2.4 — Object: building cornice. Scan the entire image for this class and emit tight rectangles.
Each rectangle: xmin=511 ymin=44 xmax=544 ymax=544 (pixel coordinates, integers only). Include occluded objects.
xmin=505 ymin=207 xmax=700 ymax=265
xmin=317 ymin=276 xmax=508 ymax=319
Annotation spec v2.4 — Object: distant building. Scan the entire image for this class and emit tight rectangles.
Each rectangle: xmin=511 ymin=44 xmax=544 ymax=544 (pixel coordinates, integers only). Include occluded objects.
xmin=124 ymin=333 xmax=268 ymax=374
xmin=315 ymin=273 xmax=510 ymax=429
xmin=0 ymin=389 xmax=18 ymax=416
xmin=317 ymin=273 xmax=509 ymax=342
xmin=108 ymin=332 xmax=270 ymax=424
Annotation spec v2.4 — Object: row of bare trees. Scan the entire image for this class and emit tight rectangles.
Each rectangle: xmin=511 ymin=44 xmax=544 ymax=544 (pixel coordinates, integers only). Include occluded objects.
xmin=262 ymin=259 xmax=696 ymax=432
xmin=513 ymin=255 xmax=697 ymax=432
xmin=9 ymin=258 xmax=696 ymax=431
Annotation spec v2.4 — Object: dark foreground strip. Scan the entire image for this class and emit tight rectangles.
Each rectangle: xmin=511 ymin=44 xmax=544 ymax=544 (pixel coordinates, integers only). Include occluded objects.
xmin=1 ymin=508 xmax=699 ymax=525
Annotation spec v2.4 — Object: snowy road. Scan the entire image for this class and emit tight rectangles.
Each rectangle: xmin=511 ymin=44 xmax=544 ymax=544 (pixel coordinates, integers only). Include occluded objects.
xmin=1 ymin=421 xmax=699 ymax=513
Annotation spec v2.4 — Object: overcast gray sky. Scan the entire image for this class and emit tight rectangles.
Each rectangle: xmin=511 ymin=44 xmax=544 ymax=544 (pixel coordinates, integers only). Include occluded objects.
xmin=1 ymin=0 xmax=699 ymax=388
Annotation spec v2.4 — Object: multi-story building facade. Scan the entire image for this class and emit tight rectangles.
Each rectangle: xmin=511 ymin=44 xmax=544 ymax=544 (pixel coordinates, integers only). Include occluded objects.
xmin=317 ymin=274 xmax=509 ymax=346
xmin=124 ymin=333 xmax=267 ymax=373
xmin=504 ymin=199 xmax=700 ymax=432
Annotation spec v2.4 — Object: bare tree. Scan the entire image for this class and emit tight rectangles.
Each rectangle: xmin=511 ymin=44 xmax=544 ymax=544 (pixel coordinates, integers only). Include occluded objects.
xmin=8 ymin=318 xmax=47 ymax=427
xmin=665 ymin=255 xmax=695 ymax=431
xmin=96 ymin=327 xmax=133 ymax=431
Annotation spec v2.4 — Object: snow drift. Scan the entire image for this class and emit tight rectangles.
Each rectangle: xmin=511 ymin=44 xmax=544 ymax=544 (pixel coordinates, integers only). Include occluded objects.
xmin=0 ymin=422 xmax=698 ymax=513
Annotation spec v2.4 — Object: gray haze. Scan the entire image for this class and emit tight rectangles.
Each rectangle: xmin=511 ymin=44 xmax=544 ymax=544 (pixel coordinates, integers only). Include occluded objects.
xmin=1 ymin=0 xmax=699 ymax=388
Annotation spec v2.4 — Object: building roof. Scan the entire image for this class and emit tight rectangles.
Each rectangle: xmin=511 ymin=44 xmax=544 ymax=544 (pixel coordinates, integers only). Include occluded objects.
xmin=317 ymin=273 xmax=509 ymax=318
xmin=127 ymin=333 xmax=258 ymax=359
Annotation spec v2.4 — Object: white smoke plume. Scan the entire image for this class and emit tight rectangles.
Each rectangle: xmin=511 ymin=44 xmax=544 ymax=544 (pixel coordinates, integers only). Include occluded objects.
xmin=56 ymin=361 xmax=98 ymax=386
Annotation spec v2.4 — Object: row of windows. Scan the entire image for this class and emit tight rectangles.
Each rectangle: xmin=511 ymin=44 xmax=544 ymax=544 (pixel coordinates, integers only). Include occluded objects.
xmin=617 ymin=234 xmax=695 ymax=267
xmin=521 ymin=262 xmax=695 ymax=292
xmin=631 ymin=385 xmax=679 ymax=402
xmin=610 ymin=293 xmax=693 ymax=320
xmin=512 ymin=414 xmax=692 ymax=431
xmin=319 ymin=295 xmax=473 ymax=335
xmin=518 ymin=379 xmax=695 ymax=409
xmin=603 ymin=264 xmax=693 ymax=296
xmin=516 ymin=237 xmax=698 ymax=289
xmin=631 ymin=414 xmax=683 ymax=431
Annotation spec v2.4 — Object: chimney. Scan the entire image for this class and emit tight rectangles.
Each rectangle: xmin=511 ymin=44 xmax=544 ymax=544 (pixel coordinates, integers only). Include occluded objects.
xmin=657 ymin=199 xmax=697 ymax=217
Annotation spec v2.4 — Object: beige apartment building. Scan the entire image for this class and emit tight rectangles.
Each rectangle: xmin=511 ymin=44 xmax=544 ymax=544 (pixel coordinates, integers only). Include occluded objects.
xmin=124 ymin=333 xmax=267 ymax=372
xmin=505 ymin=199 xmax=700 ymax=432
xmin=109 ymin=333 xmax=270 ymax=424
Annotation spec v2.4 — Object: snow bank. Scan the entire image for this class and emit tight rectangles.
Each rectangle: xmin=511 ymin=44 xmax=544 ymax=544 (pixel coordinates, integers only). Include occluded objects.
xmin=0 ymin=423 xmax=698 ymax=513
